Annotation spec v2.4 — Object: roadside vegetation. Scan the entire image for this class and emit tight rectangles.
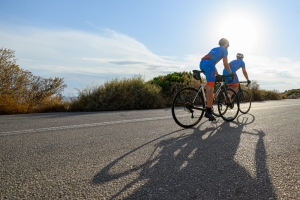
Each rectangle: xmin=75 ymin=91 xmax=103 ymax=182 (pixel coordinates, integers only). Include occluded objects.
xmin=1 ymin=47 xmax=297 ymax=114
xmin=69 ymin=76 xmax=164 ymax=111
xmin=0 ymin=48 xmax=67 ymax=114
xmin=68 ymin=73 xmax=287 ymax=112
xmin=281 ymin=89 xmax=300 ymax=99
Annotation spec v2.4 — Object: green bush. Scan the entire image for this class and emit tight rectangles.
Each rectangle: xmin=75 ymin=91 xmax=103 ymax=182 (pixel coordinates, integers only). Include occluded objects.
xmin=69 ymin=76 xmax=165 ymax=111
xmin=148 ymin=71 xmax=203 ymax=106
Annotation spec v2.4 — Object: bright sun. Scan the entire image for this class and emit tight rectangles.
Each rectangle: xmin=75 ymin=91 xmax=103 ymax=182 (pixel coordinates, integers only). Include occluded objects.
xmin=217 ymin=15 xmax=260 ymax=53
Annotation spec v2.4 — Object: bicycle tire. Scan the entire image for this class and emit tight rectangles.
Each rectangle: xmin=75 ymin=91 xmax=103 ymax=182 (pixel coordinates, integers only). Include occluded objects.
xmin=238 ymin=90 xmax=251 ymax=114
xmin=211 ymin=98 xmax=220 ymax=117
xmin=217 ymin=88 xmax=239 ymax=122
xmin=213 ymin=96 xmax=227 ymax=117
xmin=171 ymin=87 xmax=205 ymax=128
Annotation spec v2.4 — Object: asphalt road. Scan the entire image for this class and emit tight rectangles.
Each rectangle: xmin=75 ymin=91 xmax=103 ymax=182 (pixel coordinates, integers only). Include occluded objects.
xmin=1 ymin=99 xmax=300 ymax=199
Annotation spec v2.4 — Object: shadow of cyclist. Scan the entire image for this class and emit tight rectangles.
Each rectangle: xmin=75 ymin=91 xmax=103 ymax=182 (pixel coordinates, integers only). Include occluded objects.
xmin=92 ymin=114 xmax=276 ymax=199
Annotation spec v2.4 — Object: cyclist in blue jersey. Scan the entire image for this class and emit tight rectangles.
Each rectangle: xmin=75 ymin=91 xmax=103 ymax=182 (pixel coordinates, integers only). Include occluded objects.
xmin=200 ymin=38 xmax=235 ymax=121
xmin=223 ymin=53 xmax=250 ymax=93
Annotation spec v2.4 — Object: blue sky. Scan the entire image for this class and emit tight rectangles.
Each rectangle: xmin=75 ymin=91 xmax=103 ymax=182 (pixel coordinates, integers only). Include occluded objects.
xmin=1 ymin=0 xmax=300 ymax=96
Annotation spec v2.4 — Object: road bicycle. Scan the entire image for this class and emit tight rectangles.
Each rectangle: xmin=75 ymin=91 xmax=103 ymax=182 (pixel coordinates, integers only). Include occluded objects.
xmin=171 ymin=70 xmax=239 ymax=128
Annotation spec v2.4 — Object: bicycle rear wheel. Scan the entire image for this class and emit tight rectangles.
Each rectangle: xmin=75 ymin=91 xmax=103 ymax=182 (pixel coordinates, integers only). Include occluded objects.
xmin=172 ymin=87 xmax=205 ymax=128
xmin=238 ymin=90 xmax=251 ymax=114
xmin=217 ymin=88 xmax=239 ymax=122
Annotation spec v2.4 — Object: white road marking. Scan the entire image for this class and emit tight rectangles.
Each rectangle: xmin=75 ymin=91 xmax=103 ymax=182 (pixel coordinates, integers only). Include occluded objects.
xmin=0 ymin=116 xmax=173 ymax=136
xmin=1 ymin=102 xmax=300 ymax=136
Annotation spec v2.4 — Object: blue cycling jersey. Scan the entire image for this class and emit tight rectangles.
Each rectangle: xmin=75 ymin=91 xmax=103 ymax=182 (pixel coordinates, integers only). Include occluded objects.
xmin=229 ymin=59 xmax=245 ymax=73
xmin=223 ymin=59 xmax=245 ymax=85
xmin=201 ymin=46 xmax=228 ymax=65
xmin=223 ymin=59 xmax=245 ymax=75
xmin=200 ymin=46 xmax=228 ymax=85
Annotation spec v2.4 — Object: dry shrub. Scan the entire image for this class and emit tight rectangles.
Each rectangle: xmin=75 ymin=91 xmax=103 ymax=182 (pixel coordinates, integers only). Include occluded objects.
xmin=0 ymin=94 xmax=28 ymax=114
xmin=35 ymin=96 xmax=69 ymax=113
xmin=0 ymin=48 xmax=67 ymax=114
xmin=261 ymin=90 xmax=282 ymax=100
xmin=69 ymin=76 xmax=165 ymax=111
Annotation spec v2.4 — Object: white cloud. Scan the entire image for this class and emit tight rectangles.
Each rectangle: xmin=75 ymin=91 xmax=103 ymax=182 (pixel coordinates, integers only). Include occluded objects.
xmin=0 ymin=24 xmax=186 ymax=95
xmin=0 ymin=23 xmax=299 ymax=96
xmin=244 ymin=55 xmax=300 ymax=91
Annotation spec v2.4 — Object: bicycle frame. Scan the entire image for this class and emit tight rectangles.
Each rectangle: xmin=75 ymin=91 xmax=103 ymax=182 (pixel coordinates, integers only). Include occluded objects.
xmin=185 ymin=70 xmax=208 ymax=112
xmin=214 ymin=82 xmax=227 ymax=101
xmin=213 ymin=75 xmax=233 ymax=102
xmin=195 ymin=83 xmax=207 ymax=102
xmin=188 ymin=84 xmax=206 ymax=111
xmin=191 ymin=74 xmax=232 ymax=111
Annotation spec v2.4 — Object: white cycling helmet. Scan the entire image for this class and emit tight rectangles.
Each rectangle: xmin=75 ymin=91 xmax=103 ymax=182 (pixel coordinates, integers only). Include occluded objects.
xmin=237 ymin=53 xmax=244 ymax=59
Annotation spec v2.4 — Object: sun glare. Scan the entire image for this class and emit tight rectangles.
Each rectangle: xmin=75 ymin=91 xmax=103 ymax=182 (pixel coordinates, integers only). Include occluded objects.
xmin=217 ymin=15 xmax=260 ymax=53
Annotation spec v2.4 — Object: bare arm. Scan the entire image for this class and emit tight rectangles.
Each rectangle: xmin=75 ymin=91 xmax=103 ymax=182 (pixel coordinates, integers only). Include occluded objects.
xmin=242 ymin=68 xmax=249 ymax=80
xmin=223 ymin=57 xmax=232 ymax=74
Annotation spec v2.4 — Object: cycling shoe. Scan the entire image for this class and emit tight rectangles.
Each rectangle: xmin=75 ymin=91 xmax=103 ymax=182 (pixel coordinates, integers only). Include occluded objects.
xmin=205 ymin=112 xmax=216 ymax=121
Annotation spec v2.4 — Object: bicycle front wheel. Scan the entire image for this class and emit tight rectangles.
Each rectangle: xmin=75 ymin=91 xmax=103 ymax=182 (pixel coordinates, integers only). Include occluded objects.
xmin=212 ymin=95 xmax=222 ymax=117
xmin=171 ymin=87 xmax=205 ymax=128
xmin=238 ymin=90 xmax=251 ymax=114
xmin=217 ymin=88 xmax=239 ymax=122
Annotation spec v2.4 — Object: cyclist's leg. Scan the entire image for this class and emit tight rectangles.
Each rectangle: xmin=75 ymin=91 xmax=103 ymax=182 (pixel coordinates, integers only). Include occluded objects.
xmin=227 ymin=83 xmax=239 ymax=95
xmin=227 ymin=74 xmax=239 ymax=96
xmin=200 ymin=60 xmax=216 ymax=120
